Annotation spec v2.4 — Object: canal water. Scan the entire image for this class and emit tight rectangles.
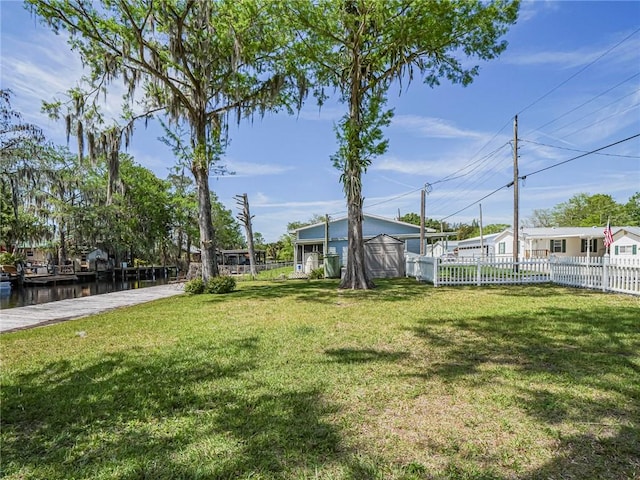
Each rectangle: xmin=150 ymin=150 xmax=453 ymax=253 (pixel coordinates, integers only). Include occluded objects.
xmin=0 ymin=277 xmax=174 ymax=310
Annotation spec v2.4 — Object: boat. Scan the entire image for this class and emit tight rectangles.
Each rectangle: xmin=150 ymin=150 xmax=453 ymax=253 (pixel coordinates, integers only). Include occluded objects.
xmin=1 ymin=265 xmax=20 ymax=284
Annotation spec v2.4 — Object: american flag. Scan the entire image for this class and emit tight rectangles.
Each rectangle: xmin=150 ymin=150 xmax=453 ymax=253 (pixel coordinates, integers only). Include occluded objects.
xmin=604 ymin=220 xmax=614 ymax=249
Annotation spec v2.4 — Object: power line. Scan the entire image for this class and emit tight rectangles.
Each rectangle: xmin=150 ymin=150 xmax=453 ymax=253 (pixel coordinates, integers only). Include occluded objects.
xmin=539 ymin=89 xmax=640 ymax=139
xmin=360 ymin=141 xmax=511 ymax=214
xmin=529 ymin=73 xmax=640 ymax=134
xmin=520 ymin=133 xmax=640 ymax=179
xmin=520 ymin=138 xmax=640 ymax=158
xmin=439 ymin=183 xmax=512 ymax=222
xmin=517 ymin=27 xmax=640 ymax=116
xmin=435 ymin=133 xmax=640 ymax=222
xmin=558 ymin=101 xmax=640 ymax=140
xmin=435 ymin=125 xmax=511 ymax=184
xmin=431 ymin=142 xmax=511 ymax=186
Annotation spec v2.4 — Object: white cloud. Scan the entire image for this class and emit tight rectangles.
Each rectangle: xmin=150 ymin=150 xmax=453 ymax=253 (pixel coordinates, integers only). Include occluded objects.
xmin=2 ymin=25 xmax=145 ymax=144
xmin=505 ymin=30 xmax=640 ymax=69
xmin=252 ymin=197 xmax=344 ymax=209
xmin=223 ymin=159 xmax=294 ymax=177
xmin=297 ymin=105 xmax=345 ymax=122
xmin=392 ymin=115 xmax=486 ymax=140
xmin=518 ymin=1 xmax=559 ymax=23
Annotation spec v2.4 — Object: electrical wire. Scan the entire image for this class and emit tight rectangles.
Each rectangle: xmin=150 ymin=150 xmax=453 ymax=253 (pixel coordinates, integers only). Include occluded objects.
xmin=517 ymin=27 xmax=640 ymax=116
xmin=434 ymin=133 xmax=640 ymax=222
xmin=439 ymin=183 xmax=512 ymax=221
xmin=520 ymin=138 xmax=640 ymax=158
xmin=528 ymin=73 xmax=640 ymax=134
xmin=558 ymin=101 xmax=640 ymax=140
xmin=520 ymin=133 xmax=640 ymax=179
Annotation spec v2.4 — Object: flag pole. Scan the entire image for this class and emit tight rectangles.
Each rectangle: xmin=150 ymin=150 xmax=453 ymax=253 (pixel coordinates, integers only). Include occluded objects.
xmin=604 ymin=216 xmax=613 ymax=255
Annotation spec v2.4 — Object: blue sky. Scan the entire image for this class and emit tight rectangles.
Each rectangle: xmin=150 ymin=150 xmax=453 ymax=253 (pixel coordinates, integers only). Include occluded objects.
xmin=1 ymin=1 xmax=639 ymax=242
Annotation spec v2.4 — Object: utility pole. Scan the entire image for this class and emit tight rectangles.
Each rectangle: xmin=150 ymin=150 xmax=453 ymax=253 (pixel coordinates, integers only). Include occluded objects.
xmin=479 ymin=203 xmax=484 ymax=259
xmin=234 ymin=193 xmax=257 ymax=277
xmin=419 ymin=183 xmax=432 ymax=256
xmin=324 ymin=214 xmax=329 ymax=277
xmin=420 ymin=189 xmax=425 ymax=255
xmin=513 ymin=115 xmax=519 ymax=271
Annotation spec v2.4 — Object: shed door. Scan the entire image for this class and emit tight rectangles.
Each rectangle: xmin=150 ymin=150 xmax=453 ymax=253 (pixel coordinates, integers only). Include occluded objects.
xmin=365 ymin=242 xmax=404 ymax=278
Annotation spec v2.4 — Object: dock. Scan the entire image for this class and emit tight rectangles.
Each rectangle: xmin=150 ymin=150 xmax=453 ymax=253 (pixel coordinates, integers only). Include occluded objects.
xmin=17 ymin=266 xmax=180 ymax=286
xmin=0 ymin=282 xmax=185 ymax=333
xmin=23 ymin=274 xmax=79 ymax=285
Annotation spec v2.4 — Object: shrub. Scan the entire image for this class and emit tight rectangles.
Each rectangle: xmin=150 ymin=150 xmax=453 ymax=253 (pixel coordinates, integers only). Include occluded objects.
xmin=133 ymin=258 xmax=148 ymax=267
xmin=309 ymin=267 xmax=324 ymax=279
xmin=206 ymin=275 xmax=236 ymax=294
xmin=0 ymin=252 xmax=19 ymax=265
xmin=183 ymin=278 xmax=205 ymax=295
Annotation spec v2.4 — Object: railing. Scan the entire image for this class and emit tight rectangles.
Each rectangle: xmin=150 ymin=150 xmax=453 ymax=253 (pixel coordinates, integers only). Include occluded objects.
xmin=406 ymin=254 xmax=640 ymax=295
xmin=219 ymin=262 xmax=294 ymax=276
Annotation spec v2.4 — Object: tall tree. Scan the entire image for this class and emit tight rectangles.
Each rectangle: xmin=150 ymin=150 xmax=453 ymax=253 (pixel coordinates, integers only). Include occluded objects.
xmin=289 ymin=0 xmax=519 ymax=289
xmin=551 ymin=193 xmax=624 ymax=227
xmin=29 ymin=0 xmax=305 ymax=281
xmin=0 ymin=90 xmax=49 ymax=252
xmin=211 ymin=192 xmax=245 ymax=250
xmin=623 ymin=192 xmax=640 ymax=226
xmin=526 ymin=208 xmax=555 ymax=228
xmin=399 ymin=213 xmax=449 ymax=231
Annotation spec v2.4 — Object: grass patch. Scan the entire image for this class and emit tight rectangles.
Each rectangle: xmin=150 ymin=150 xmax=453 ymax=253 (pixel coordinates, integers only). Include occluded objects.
xmin=239 ymin=265 xmax=295 ymax=281
xmin=1 ymin=280 xmax=639 ymax=479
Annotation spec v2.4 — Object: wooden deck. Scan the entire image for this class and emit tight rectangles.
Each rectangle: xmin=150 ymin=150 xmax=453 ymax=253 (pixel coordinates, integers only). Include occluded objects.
xmin=0 ymin=283 xmax=185 ymax=333
xmin=23 ymin=274 xmax=79 ymax=285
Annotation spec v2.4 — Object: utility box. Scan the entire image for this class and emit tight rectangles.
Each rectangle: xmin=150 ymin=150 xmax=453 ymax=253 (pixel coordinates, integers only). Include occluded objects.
xmin=324 ymin=254 xmax=340 ymax=278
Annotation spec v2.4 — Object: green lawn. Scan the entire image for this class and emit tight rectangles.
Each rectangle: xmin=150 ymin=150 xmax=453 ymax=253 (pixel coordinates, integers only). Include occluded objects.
xmin=1 ymin=280 xmax=638 ymax=479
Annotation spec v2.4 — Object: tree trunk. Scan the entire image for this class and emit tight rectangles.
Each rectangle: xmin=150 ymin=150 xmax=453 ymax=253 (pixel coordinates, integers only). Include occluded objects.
xmin=176 ymin=228 xmax=184 ymax=266
xmin=194 ymin=165 xmax=218 ymax=281
xmin=58 ymin=224 xmax=67 ymax=265
xmin=340 ymin=183 xmax=374 ymax=289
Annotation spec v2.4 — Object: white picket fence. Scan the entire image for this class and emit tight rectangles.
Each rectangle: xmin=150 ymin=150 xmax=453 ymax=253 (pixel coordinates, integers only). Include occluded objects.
xmin=405 ymin=254 xmax=640 ymax=296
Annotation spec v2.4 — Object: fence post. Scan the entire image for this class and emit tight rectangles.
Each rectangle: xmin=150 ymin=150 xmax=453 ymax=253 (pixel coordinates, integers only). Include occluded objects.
xmin=477 ymin=258 xmax=481 ymax=287
xmin=602 ymin=254 xmax=610 ymax=292
xmin=434 ymin=256 xmax=439 ymax=287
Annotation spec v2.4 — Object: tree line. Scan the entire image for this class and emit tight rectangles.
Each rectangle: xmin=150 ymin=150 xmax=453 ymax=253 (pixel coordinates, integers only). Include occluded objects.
xmin=1 ymin=90 xmax=245 ymax=268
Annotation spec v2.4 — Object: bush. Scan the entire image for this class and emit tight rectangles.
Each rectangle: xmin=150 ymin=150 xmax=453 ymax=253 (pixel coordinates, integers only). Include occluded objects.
xmin=0 ymin=252 xmax=20 ymax=265
xmin=309 ymin=267 xmax=324 ymax=279
xmin=206 ymin=275 xmax=236 ymax=294
xmin=183 ymin=278 xmax=205 ymax=295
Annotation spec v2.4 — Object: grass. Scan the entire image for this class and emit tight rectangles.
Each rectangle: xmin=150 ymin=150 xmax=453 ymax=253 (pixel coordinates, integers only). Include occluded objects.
xmin=1 ymin=279 xmax=639 ymax=479
xmin=238 ymin=265 xmax=294 ymax=281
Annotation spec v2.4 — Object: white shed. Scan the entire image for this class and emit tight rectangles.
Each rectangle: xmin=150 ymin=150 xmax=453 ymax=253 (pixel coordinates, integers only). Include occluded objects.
xmin=365 ymin=234 xmax=405 ymax=278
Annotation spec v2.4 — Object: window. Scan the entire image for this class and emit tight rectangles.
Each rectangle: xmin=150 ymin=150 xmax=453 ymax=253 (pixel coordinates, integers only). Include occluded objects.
xmin=550 ymin=239 xmax=566 ymax=253
xmin=617 ymin=245 xmax=637 ymax=255
xmin=581 ymin=238 xmax=598 ymax=253
xmin=498 ymin=242 xmax=506 ymax=254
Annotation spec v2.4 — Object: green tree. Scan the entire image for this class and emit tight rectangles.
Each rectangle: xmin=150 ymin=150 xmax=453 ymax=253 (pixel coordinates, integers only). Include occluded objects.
xmin=0 ymin=90 xmax=49 ymax=252
xmin=623 ymin=192 xmax=640 ymax=226
xmin=399 ymin=213 xmax=420 ymax=226
xmin=551 ymin=193 xmax=623 ymax=227
xmin=526 ymin=208 xmax=555 ymax=227
xmin=290 ymin=0 xmax=519 ymax=289
xmin=211 ymin=193 xmax=245 ymax=250
xmin=167 ymin=168 xmax=199 ymax=268
xmin=252 ymin=232 xmax=266 ymax=250
xmin=399 ymin=213 xmax=449 ymax=231
xmin=30 ymin=0 xmax=305 ymax=281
